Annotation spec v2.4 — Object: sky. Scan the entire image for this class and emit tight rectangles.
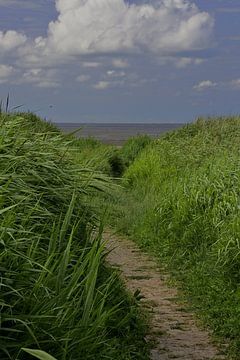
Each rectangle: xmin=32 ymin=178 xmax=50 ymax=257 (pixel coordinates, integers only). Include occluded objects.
xmin=0 ymin=0 xmax=239 ymax=123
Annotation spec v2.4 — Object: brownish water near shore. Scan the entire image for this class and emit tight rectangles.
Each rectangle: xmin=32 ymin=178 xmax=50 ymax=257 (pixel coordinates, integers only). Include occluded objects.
xmin=56 ymin=123 xmax=184 ymax=145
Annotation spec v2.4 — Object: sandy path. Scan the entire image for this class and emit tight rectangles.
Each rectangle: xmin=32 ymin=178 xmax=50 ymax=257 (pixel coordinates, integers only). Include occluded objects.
xmin=105 ymin=231 xmax=225 ymax=360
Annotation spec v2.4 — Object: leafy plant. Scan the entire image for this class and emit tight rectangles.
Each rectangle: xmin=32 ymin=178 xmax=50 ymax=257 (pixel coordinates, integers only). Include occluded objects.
xmin=22 ymin=349 xmax=57 ymax=360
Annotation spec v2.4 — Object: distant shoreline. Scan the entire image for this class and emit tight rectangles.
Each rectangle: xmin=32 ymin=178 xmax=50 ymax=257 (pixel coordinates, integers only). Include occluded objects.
xmin=56 ymin=123 xmax=184 ymax=145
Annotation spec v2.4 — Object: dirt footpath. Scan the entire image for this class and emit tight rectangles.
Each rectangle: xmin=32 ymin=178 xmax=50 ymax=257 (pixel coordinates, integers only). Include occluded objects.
xmin=105 ymin=231 xmax=225 ymax=360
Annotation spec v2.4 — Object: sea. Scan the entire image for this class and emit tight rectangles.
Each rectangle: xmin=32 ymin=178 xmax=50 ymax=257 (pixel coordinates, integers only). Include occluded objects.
xmin=56 ymin=123 xmax=184 ymax=146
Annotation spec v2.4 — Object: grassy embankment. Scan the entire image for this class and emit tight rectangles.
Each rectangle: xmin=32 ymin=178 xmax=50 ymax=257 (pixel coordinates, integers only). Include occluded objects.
xmin=0 ymin=112 xmax=148 ymax=360
xmin=3 ymin=112 xmax=239 ymax=359
xmin=107 ymin=117 xmax=240 ymax=358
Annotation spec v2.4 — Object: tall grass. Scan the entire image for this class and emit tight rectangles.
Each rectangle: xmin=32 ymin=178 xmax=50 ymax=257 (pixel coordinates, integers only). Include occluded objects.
xmin=120 ymin=135 xmax=152 ymax=168
xmin=71 ymin=137 xmax=125 ymax=177
xmin=109 ymin=116 xmax=240 ymax=358
xmin=0 ymin=113 xmax=148 ymax=360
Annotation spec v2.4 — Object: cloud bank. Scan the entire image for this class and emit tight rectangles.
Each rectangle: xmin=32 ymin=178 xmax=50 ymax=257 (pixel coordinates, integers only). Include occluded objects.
xmin=0 ymin=0 xmax=215 ymax=88
xmin=18 ymin=0 xmax=214 ymax=65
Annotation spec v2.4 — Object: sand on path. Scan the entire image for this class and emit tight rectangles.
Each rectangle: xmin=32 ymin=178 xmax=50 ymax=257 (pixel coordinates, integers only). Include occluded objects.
xmin=105 ymin=231 xmax=225 ymax=360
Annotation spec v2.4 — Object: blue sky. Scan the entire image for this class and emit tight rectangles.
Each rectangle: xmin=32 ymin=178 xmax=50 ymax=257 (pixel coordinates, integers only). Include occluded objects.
xmin=0 ymin=0 xmax=239 ymax=123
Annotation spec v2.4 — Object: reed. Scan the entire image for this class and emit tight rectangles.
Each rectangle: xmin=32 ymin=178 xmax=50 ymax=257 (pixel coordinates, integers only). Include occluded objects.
xmin=0 ymin=113 xmax=148 ymax=360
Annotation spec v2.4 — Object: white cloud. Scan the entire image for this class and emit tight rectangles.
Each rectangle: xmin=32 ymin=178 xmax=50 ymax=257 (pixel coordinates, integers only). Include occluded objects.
xmin=19 ymin=0 xmax=213 ymax=64
xmin=112 ymin=58 xmax=129 ymax=68
xmin=230 ymin=79 xmax=240 ymax=89
xmin=0 ymin=64 xmax=14 ymax=83
xmin=0 ymin=31 xmax=27 ymax=53
xmin=0 ymin=0 xmax=214 ymax=89
xmin=194 ymin=78 xmax=240 ymax=92
xmin=21 ymin=68 xmax=42 ymax=83
xmin=194 ymin=58 xmax=205 ymax=65
xmin=107 ymin=70 xmax=126 ymax=77
xmin=19 ymin=68 xmax=60 ymax=88
xmin=37 ymin=80 xmax=59 ymax=88
xmin=175 ymin=57 xmax=204 ymax=68
xmin=107 ymin=70 xmax=115 ymax=76
xmin=193 ymin=80 xmax=217 ymax=91
xmin=76 ymin=74 xmax=90 ymax=82
xmin=157 ymin=55 xmax=204 ymax=68
xmin=0 ymin=64 xmax=14 ymax=77
xmin=93 ymin=81 xmax=110 ymax=90
xmin=82 ymin=62 xmax=101 ymax=68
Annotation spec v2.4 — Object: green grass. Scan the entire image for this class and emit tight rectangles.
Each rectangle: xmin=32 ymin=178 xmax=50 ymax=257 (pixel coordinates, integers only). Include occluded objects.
xmin=107 ymin=116 xmax=240 ymax=358
xmin=5 ymin=112 xmax=239 ymax=359
xmin=70 ymin=134 xmax=152 ymax=178
xmin=0 ymin=112 xmax=148 ymax=360
xmin=71 ymin=137 xmax=125 ymax=177
xmin=120 ymin=135 xmax=152 ymax=168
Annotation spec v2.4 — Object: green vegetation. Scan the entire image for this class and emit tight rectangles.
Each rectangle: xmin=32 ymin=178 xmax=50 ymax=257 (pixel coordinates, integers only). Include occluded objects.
xmin=108 ymin=117 xmax=240 ymax=358
xmin=3 ymin=112 xmax=240 ymax=359
xmin=71 ymin=134 xmax=152 ymax=178
xmin=120 ymin=135 xmax=152 ymax=168
xmin=71 ymin=136 xmax=125 ymax=177
xmin=0 ymin=112 xmax=148 ymax=360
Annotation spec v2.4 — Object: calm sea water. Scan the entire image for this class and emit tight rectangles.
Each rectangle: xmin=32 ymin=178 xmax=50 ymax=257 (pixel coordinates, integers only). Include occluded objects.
xmin=56 ymin=123 xmax=184 ymax=145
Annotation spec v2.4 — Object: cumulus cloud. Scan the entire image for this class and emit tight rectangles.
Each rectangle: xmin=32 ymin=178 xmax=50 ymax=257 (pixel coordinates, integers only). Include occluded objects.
xmin=230 ymin=79 xmax=240 ymax=89
xmin=0 ymin=64 xmax=14 ymax=83
xmin=82 ymin=62 xmax=102 ymax=68
xmin=93 ymin=81 xmax=110 ymax=90
xmin=0 ymin=31 xmax=27 ymax=54
xmin=194 ymin=78 xmax=240 ymax=92
xmin=157 ymin=55 xmax=204 ymax=68
xmin=76 ymin=74 xmax=91 ymax=82
xmin=175 ymin=57 xmax=204 ymax=68
xmin=0 ymin=64 xmax=14 ymax=77
xmin=19 ymin=68 xmax=60 ymax=88
xmin=19 ymin=0 xmax=213 ymax=65
xmin=36 ymin=80 xmax=59 ymax=88
xmin=107 ymin=70 xmax=126 ymax=77
xmin=0 ymin=0 xmax=215 ymax=89
xmin=193 ymin=80 xmax=217 ymax=91
xmin=112 ymin=58 xmax=129 ymax=68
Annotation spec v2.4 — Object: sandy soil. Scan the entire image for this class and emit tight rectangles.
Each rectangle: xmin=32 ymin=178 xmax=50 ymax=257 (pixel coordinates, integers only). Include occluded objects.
xmin=105 ymin=231 xmax=225 ymax=360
